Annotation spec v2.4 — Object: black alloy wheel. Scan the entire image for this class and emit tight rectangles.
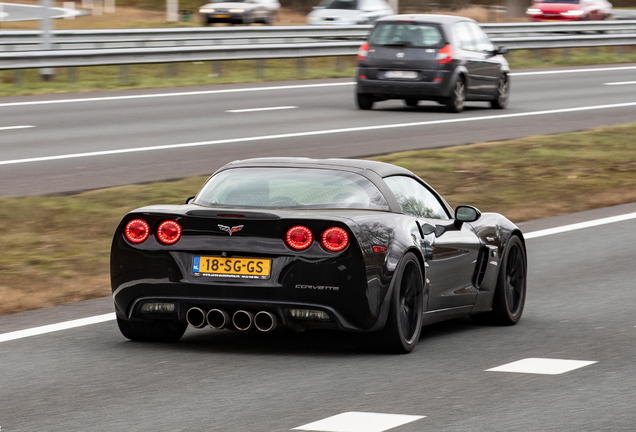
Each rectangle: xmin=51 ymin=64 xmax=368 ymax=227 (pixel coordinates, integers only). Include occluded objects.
xmin=117 ymin=317 xmax=187 ymax=342
xmin=445 ymin=78 xmax=466 ymax=113
xmin=404 ymin=99 xmax=419 ymax=107
xmin=471 ymin=236 xmax=526 ymax=325
xmin=356 ymin=93 xmax=375 ymax=110
xmin=372 ymin=252 xmax=424 ymax=353
xmin=490 ymin=75 xmax=509 ymax=109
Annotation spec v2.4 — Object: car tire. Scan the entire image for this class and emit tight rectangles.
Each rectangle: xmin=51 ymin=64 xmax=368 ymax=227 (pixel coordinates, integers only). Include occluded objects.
xmin=470 ymin=236 xmax=526 ymax=325
xmin=356 ymin=93 xmax=375 ymax=110
xmin=404 ymin=99 xmax=419 ymax=107
xmin=117 ymin=316 xmax=187 ymax=342
xmin=444 ymin=77 xmax=466 ymax=113
xmin=490 ymin=75 xmax=509 ymax=109
xmin=359 ymin=252 xmax=424 ymax=354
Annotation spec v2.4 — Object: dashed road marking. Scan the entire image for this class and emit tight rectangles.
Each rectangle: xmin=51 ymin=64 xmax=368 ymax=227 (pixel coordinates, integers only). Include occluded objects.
xmin=603 ymin=81 xmax=636 ymax=86
xmin=226 ymin=106 xmax=297 ymax=113
xmin=0 ymin=125 xmax=34 ymax=131
xmin=486 ymin=358 xmax=598 ymax=375
xmin=293 ymin=412 xmax=425 ymax=432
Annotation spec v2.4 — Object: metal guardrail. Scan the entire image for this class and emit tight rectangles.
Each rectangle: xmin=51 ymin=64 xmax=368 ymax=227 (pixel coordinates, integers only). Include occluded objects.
xmin=0 ymin=22 xmax=634 ymax=70
xmin=2 ymin=21 xmax=636 ymax=51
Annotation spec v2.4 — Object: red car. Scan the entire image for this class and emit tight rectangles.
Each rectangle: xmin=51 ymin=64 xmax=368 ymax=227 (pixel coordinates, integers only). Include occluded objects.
xmin=527 ymin=0 xmax=612 ymax=21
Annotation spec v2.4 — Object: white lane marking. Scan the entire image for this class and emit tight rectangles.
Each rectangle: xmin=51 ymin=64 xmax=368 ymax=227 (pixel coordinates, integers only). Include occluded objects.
xmin=226 ymin=106 xmax=297 ymax=113
xmin=603 ymin=81 xmax=636 ymax=86
xmin=524 ymin=212 xmax=636 ymax=239
xmin=486 ymin=358 xmax=597 ymax=375
xmin=0 ymin=83 xmax=354 ymax=108
xmin=0 ymin=313 xmax=115 ymax=343
xmin=293 ymin=412 xmax=425 ymax=432
xmin=0 ymin=65 xmax=632 ymax=108
xmin=0 ymin=125 xmax=34 ymax=131
xmin=0 ymin=210 xmax=634 ymax=342
xmin=510 ymin=65 xmax=636 ymax=77
xmin=2 ymin=100 xmax=636 ymax=167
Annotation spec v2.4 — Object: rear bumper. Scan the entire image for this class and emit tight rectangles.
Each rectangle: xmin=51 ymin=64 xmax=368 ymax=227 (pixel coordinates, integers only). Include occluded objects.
xmin=356 ymin=69 xmax=453 ymax=100
xmin=113 ymin=282 xmax=367 ymax=332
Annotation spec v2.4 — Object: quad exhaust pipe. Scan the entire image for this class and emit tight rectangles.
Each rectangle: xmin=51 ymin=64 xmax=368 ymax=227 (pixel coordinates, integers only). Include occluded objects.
xmin=187 ymin=307 xmax=278 ymax=332
xmin=206 ymin=309 xmax=230 ymax=329
xmin=185 ymin=307 xmax=207 ymax=328
xmin=232 ymin=310 xmax=254 ymax=331
xmin=254 ymin=311 xmax=277 ymax=332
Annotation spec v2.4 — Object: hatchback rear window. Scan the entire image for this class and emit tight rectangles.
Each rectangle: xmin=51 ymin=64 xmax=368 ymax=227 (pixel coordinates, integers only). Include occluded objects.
xmin=369 ymin=23 xmax=445 ymax=48
xmin=195 ymin=167 xmax=390 ymax=211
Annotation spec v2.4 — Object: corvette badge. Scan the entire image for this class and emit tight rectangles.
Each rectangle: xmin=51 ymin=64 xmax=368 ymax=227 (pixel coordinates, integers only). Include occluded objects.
xmin=218 ymin=225 xmax=243 ymax=236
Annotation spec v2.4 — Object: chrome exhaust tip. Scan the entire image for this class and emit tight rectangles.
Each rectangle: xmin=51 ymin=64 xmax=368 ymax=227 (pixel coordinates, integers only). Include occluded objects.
xmin=232 ymin=310 xmax=254 ymax=331
xmin=254 ymin=311 xmax=278 ymax=332
xmin=206 ymin=309 xmax=230 ymax=329
xmin=185 ymin=307 xmax=207 ymax=328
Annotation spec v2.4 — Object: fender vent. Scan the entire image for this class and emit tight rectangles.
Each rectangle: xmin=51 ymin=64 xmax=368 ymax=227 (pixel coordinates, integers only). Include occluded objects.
xmin=473 ymin=247 xmax=490 ymax=289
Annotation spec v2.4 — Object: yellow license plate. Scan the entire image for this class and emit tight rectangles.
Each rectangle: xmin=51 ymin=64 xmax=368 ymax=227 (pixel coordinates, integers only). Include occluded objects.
xmin=213 ymin=14 xmax=230 ymax=18
xmin=193 ymin=256 xmax=271 ymax=279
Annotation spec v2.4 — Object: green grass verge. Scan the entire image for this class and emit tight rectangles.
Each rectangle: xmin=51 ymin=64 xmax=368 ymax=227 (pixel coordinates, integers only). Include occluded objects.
xmin=1 ymin=47 xmax=636 ymax=97
xmin=1 ymin=123 xmax=635 ymax=316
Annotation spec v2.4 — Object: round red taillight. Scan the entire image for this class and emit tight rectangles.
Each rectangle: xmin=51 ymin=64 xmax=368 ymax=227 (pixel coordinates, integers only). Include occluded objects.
xmin=157 ymin=220 xmax=182 ymax=245
xmin=321 ymin=227 xmax=349 ymax=252
xmin=286 ymin=226 xmax=313 ymax=250
xmin=124 ymin=219 xmax=150 ymax=243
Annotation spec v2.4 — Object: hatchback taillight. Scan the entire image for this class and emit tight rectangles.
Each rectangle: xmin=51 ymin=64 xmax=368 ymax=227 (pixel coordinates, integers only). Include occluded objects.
xmin=322 ymin=227 xmax=349 ymax=252
xmin=436 ymin=44 xmax=453 ymax=64
xmin=157 ymin=220 xmax=182 ymax=244
xmin=286 ymin=226 xmax=313 ymax=250
xmin=358 ymin=42 xmax=369 ymax=61
xmin=125 ymin=219 xmax=150 ymax=243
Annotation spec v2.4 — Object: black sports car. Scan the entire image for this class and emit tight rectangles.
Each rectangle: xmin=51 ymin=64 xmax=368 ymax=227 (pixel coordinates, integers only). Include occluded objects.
xmin=111 ymin=158 xmax=527 ymax=353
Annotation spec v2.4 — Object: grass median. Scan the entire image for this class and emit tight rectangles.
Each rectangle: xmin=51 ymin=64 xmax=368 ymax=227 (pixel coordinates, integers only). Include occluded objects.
xmin=1 ymin=122 xmax=635 ymax=316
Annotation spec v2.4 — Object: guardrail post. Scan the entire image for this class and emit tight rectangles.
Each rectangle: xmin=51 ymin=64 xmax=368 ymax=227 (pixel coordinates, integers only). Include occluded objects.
xmin=167 ymin=63 xmax=177 ymax=78
xmin=297 ymin=58 xmax=305 ymax=76
xmin=256 ymin=59 xmax=265 ymax=79
xmin=336 ymin=56 xmax=345 ymax=72
xmin=616 ymin=45 xmax=625 ymax=57
xmin=14 ymin=70 xmax=24 ymax=87
xmin=589 ymin=46 xmax=598 ymax=56
xmin=119 ymin=64 xmax=129 ymax=84
xmin=68 ymin=67 xmax=78 ymax=83
xmin=212 ymin=61 xmax=222 ymax=77
xmin=563 ymin=48 xmax=570 ymax=61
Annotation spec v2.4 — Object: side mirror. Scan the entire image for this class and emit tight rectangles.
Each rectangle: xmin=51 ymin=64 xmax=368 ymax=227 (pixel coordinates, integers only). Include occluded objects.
xmin=455 ymin=205 xmax=481 ymax=223
xmin=495 ymin=46 xmax=509 ymax=55
xmin=185 ymin=196 xmax=195 ymax=204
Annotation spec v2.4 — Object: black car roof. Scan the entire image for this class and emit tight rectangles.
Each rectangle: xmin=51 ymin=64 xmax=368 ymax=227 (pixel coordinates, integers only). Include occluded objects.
xmin=219 ymin=157 xmax=415 ymax=178
xmin=376 ymin=13 xmax=475 ymax=24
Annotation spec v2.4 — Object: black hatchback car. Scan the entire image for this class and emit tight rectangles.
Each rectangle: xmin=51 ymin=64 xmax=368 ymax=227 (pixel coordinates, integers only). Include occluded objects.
xmin=356 ymin=14 xmax=510 ymax=112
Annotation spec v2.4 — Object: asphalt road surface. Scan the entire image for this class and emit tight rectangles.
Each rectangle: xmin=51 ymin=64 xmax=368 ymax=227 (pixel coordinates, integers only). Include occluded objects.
xmin=1 ymin=203 xmax=635 ymax=431
xmin=1 ymin=64 xmax=636 ymax=197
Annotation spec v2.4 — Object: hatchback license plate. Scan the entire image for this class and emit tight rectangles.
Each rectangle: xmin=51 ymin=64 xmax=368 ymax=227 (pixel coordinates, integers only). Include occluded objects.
xmin=384 ymin=71 xmax=418 ymax=79
xmin=193 ymin=256 xmax=271 ymax=279
xmin=213 ymin=14 xmax=230 ymax=18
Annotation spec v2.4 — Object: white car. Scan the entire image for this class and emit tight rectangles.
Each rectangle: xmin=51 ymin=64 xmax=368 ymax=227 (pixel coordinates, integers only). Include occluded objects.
xmin=199 ymin=0 xmax=280 ymax=25
xmin=307 ymin=0 xmax=394 ymax=26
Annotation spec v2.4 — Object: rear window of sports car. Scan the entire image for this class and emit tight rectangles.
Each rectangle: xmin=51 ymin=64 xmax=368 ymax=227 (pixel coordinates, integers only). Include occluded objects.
xmin=194 ymin=167 xmax=391 ymax=210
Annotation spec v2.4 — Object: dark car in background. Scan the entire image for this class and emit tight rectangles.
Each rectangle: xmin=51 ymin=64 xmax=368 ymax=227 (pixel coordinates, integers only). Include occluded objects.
xmin=111 ymin=158 xmax=527 ymax=353
xmin=356 ymin=14 xmax=510 ymax=112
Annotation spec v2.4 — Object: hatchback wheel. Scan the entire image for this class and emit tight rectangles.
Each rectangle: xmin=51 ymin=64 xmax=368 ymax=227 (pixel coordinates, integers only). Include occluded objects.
xmin=491 ymin=76 xmax=509 ymax=109
xmin=444 ymin=78 xmax=466 ymax=113
xmin=356 ymin=93 xmax=375 ymax=110
xmin=404 ymin=99 xmax=418 ymax=107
